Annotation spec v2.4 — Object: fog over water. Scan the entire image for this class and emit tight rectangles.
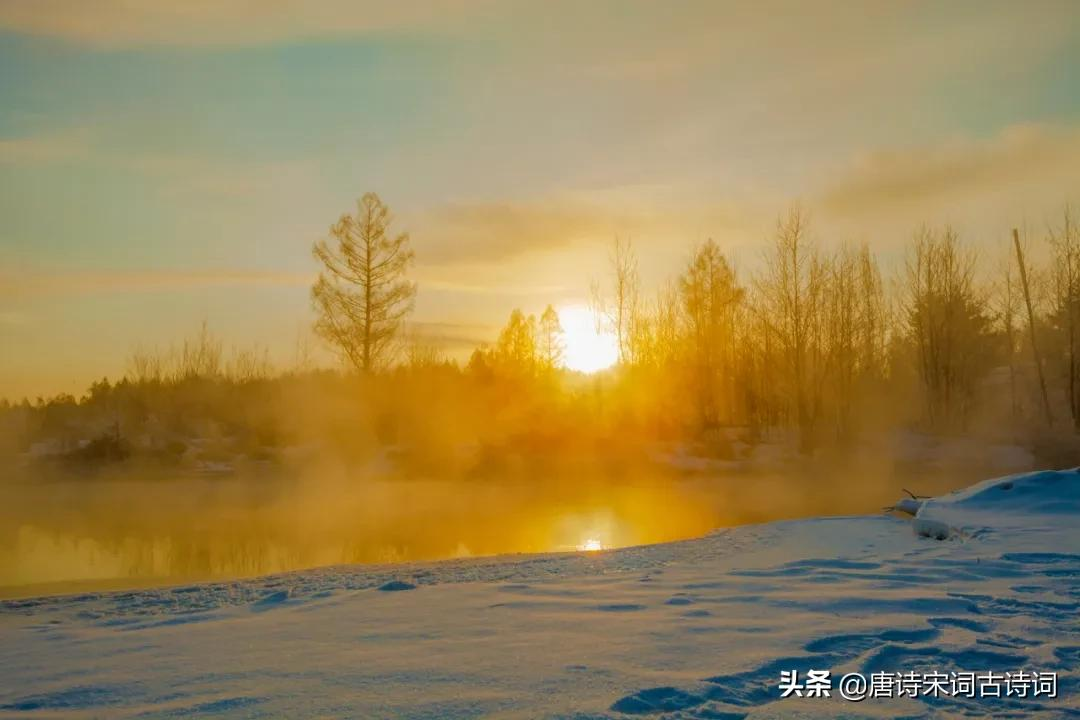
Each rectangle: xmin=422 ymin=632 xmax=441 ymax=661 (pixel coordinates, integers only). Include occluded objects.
xmin=0 ymin=449 xmax=1016 ymax=598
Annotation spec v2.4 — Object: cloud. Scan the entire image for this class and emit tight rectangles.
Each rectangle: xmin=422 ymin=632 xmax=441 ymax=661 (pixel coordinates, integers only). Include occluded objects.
xmin=0 ymin=127 xmax=91 ymax=164
xmin=416 ymin=273 xmax=566 ymax=297
xmin=408 ymin=320 xmax=494 ymax=349
xmin=0 ymin=310 xmax=29 ymax=326
xmin=413 ymin=200 xmax=624 ymax=264
xmin=0 ymin=268 xmax=314 ymax=300
xmin=412 ymin=187 xmax=774 ymax=268
xmin=0 ymin=0 xmax=480 ymax=47
xmin=818 ymin=124 xmax=1080 ymax=225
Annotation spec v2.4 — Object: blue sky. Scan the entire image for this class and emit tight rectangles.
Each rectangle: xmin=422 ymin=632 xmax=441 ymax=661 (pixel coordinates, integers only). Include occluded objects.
xmin=1 ymin=0 xmax=1079 ymax=397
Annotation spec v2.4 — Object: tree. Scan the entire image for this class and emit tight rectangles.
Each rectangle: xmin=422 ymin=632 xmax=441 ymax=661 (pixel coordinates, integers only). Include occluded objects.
xmin=311 ymin=192 xmax=416 ymax=373
xmin=992 ymin=246 xmax=1023 ymax=423
xmin=634 ymin=282 xmax=681 ymax=371
xmin=537 ymin=305 xmax=564 ymax=371
xmin=593 ymin=236 xmax=640 ymax=365
xmin=679 ymin=239 xmax=743 ymax=428
xmin=824 ymin=245 xmax=859 ymax=440
xmin=822 ymin=243 xmax=888 ymax=441
xmin=902 ymin=225 xmax=991 ymax=430
xmin=855 ymin=244 xmax=889 ymax=382
xmin=494 ymin=309 xmax=538 ymax=375
xmin=754 ymin=207 xmax=827 ymax=452
xmin=1048 ymin=208 xmax=1080 ymax=428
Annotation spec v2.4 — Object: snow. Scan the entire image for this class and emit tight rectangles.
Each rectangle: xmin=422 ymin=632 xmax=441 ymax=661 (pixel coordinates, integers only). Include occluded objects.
xmin=908 ymin=468 xmax=1080 ymax=544
xmin=1 ymin=470 xmax=1079 ymax=718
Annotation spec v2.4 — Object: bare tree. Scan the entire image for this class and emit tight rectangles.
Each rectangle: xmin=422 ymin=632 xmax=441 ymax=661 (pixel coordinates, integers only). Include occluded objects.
xmin=824 ymin=245 xmax=860 ymax=440
xmin=1048 ymin=208 xmax=1080 ymax=428
xmin=822 ymin=243 xmax=888 ymax=441
xmin=651 ymin=283 xmax=682 ymax=369
xmin=291 ymin=326 xmax=316 ymax=373
xmin=494 ymin=309 xmax=538 ymax=376
xmin=993 ymin=246 xmax=1023 ymax=422
xmin=311 ymin=192 xmax=416 ymax=373
xmin=755 ymin=207 xmax=827 ymax=452
xmin=227 ymin=344 xmax=273 ymax=382
xmin=679 ymin=239 xmax=743 ymax=428
xmin=537 ymin=305 xmax=564 ymax=371
xmin=128 ymin=344 xmax=165 ymax=384
xmin=629 ymin=282 xmax=681 ymax=371
xmin=902 ymin=226 xmax=991 ymax=430
xmin=593 ymin=236 xmax=640 ymax=365
xmin=855 ymin=243 xmax=889 ymax=382
xmin=177 ymin=320 xmax=223 ymax=380
xmin=403 ymin=328 xmax=444 ymax=369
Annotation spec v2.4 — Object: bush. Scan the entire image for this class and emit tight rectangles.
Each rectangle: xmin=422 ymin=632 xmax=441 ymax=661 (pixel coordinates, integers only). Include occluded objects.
xmin=64 ymin=432 xmax=131 ymax=466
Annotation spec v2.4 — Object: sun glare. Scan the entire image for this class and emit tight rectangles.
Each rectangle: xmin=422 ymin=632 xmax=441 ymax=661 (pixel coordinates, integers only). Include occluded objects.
xmin=558 ymin=306 xmax=618 ymax=374
xmin=578 ymin=538 xmax=604 ymax=552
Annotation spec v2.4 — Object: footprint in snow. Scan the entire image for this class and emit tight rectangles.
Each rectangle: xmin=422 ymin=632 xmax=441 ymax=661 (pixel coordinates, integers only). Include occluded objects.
xmin=594 ymin=603 xmax=645 ymax=612
xmin=378 ymin=580 xmax=416 ymax=592
xmin=251 ymin=590 xmax=291 ymax=612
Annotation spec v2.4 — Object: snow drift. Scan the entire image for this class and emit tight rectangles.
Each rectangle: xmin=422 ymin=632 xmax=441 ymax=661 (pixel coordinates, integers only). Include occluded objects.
xmin=913 ymin=468 xmax=1080 ymax=540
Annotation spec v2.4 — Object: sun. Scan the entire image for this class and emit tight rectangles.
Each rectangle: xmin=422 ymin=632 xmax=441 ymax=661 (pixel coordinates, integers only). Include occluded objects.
xmin=578 ymin=538 xmax=604 ymax=552
xmin=558 ymin=305 xmax=618 ymax=374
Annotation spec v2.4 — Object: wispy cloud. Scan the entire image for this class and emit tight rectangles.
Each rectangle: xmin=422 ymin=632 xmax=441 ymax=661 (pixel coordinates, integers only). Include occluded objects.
xmin=0 ymin=127 xmax=91 ymax=164
xmin=408 ymin=320 xmax=495 ymax=348
xmin=1 ymin=268 xmax=314 ymax=299
xmin=414 ymin=199 xmax=625 ymax=264
xmin=0 ymin=310 xmax=29 ymax=326
xmin=0 ymin=264 xmax=561 ymax=308
xmin=416 ymin=272 xmax=566 ymax=297
xmin=412 ymin=190 xmax=775 ymax=271
xmin=818 ymin=123 xmax=1080 ymax=227
xmin=0 ymin=0 xmax=481 ymax=47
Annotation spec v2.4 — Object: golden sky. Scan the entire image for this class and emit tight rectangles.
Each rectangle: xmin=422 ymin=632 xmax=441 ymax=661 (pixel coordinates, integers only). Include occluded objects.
xmin=1 ymin=0 xmax=1079 ymax=397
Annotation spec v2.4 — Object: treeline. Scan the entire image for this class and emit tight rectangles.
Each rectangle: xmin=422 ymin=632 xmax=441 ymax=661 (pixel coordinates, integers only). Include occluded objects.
xmin=465 ymin=206 xmax=1080 ymax=455
xmin=3 ymin=197 xmax=1080 ymax=471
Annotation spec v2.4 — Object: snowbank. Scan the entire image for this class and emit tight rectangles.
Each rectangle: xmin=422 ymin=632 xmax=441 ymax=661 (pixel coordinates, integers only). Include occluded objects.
xmin=913 ymin=468 xmax=1080 ymax=539
xmin=1 ymin=470 xmax=1077 ymax=718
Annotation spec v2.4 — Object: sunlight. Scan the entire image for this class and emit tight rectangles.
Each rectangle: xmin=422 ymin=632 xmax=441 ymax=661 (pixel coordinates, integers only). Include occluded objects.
xmin=558 ymin=305 xmax=618 ymax=374
xmin=577 ymin=538 xmax=604 ymax=552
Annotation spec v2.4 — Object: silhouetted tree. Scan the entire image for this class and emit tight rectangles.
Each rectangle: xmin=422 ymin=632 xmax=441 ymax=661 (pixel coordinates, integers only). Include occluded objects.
xmin=992 ymin=247 xmax=1023 ymax=423
xmin=494 ymin=309 xmax=538 ymax=375
xmin=537 ymin=305 xmax=564 ymax=371
xmin=755 ymin=207 xmax=827 ymax=452
xmin=593 ymin=236 xmax=640 ymax=364
xmin=1048 ymin=208 xmax=1080 ymax=428
xmin=902 ymin=226 xmax=991 ymax=429
xmin=679 ymin=239 xmax=743 ymax=428
xmin=822 ymin=243 xmax=888 ymax=441
xmin=312 ymin=192 xmax=416 ymax=373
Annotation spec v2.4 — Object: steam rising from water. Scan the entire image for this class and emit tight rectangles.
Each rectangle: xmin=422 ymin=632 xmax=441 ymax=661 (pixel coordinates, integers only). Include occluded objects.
xmin=0 ymin=469 xmax=716 ymax=595
xmin=0 ymin=441 xmax=1020 ymax=597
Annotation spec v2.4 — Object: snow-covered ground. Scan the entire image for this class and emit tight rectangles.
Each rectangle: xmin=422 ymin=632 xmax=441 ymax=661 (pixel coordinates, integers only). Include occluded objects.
xmin=1 ymin=470 xmax=1078 ymax=718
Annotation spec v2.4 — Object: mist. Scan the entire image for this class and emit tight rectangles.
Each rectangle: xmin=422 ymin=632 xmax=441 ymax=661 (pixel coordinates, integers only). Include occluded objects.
xmin=3 ymin=203 xmax=1078 ymax=598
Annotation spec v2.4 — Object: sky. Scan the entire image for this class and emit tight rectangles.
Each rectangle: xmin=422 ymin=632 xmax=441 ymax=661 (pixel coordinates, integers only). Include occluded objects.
xmin=1 ymin=0 xmax=1079 ymax=398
